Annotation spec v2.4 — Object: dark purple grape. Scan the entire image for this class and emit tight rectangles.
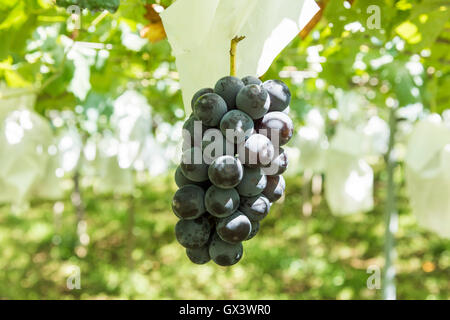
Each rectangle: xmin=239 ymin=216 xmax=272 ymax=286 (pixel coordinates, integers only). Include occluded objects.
xmin=186 ymin=245 xmax=211 ymax=264
xmin=208 ymin=155 xmax=243 ymax=189
xmin=214 ymin=76 xmax=245 ymax=110
xmin=237 ymin=134 xmax=274 ymax=168
xmin=263 ymin=175 xmax=285 ymax=202
xmin=242 ymin=76 xmax=262 ymax=86
xmin=216 ymin=211 xmax=252 ymax=244
xmin=262 ymin=80 xmax=291 ymax=112
xmin=175 ymin=166 xmax=211 ymax=188
xmin=202 ymin=128 xmax=235 ymax=164
xmin=172 ymin=185 xmax=206 ymax=220
xmin=191 ymin=88 xmax=214 ymax=109
xmin=245 ymin=221 xmax=260 ymax=241
xmin=209 ymin=232 xmax=243 ymax=266
xmin=182 ymin=116 xmax=207 ymax=150
xmin=262 ymin=148 xmax=288 ymax=176
xmin=205 ymin=185 xmax=240 ymax=218
xmin=180 ymin=147 xmax=209 ymax=182
xmin=236 ymin=84 xmax=270 ymax=119
xmin=239 ymin=195 xmax=271 ymax=222
xmin=236 ymin=167 xmax=267 ymax=197
xmin=220 ymin=110 xmax=254 ymax=144
xmin=258 ymin=111 xmax=294 ymax=146
xmin=175 ymin=166 xmax=194 ymax=188
xmin=194 ymin=93 xmax=228 ymax=127
xmin=175 ymin=216 xmax=211 ymax=248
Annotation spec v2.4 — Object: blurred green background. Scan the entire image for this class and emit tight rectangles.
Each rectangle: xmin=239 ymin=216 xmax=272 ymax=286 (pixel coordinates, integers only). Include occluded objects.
xmin=0 ymin=0 xmax=449 ymax=299
xmin=1 ymin=175 xmax=449 ymax=299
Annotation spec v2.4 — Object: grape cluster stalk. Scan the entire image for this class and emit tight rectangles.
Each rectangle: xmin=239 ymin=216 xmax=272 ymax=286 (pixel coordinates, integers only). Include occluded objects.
xmin=173 ymin=75 xmax=294 ymax=266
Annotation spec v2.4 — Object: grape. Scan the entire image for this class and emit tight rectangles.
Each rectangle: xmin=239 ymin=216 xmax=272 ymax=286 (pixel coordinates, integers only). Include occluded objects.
xmin=186 ymin=245 xmax=211 ymax=264
xmin=202 ymin=128 xmax=235 ymax=164
xmin=175 ymin=166 xmax=194 ymax=188
xmin=182 ymin=116 xmax=206 ymax=150
xmin=214 ymin=76 xmax=245 ymax=110
xmin=237 ymin=134 xmax=274 ymax=168
xmin=246 ymin=221 xmax=260 ymax=241
xmin=172 ymin=185 xmax=206 ymax=220
xmin=205 ymin=185 xmax=240 ymax=218
xmin=216 ymin=211 xmax=252 ymax=244
xmin=236 ymin=167 xmax=267 ymax=197
xmin=180 ymin=147 xmax=209 ymax=182
xmin=175 ymin=166 xmax=211 ymax=189
xmin=194 ymin=93 xmax=228 ymax=127
xmin=175 ymin=216 xmax=211 ymax=249
xmin=262 ymin=80 xmax=291 ymax=112
xmin=239 ymin=195 xmax=271 ymax=221
xmin=242 ymin=76 xmax=262 ymax=86
xmin=209 ymin=232 xmax=243 ymax=266
xmin=257 ymin=111 xmax=294 ymax=147
xmin=236 ymin=84 xmax=270 ymax=120
xmin=208 ymin=155 xmax=243 ymax=189
xmin=191 ymin=88 xmax=214 ymax=110
xmin=262 ymin=148 xmax=288 ymax=176
xmin=263 ymin=175 xmax=285 ymax=202
xmin=220 ymin=110 xmax=254 ymax=144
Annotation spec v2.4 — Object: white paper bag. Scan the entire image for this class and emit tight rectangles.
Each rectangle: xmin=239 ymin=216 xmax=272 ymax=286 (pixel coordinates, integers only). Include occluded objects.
xmin=94 ymin=154 xmax=135 ymax=195
xmin=93 ymin=135 xmax=135 ymax=195
xmin=57 ymin=128 xmax=83 ymax=174
xmin=325 ymin=150 xmax=374 ymax=216
xmin=404 ymin=117 xmax=450 ymax=174
xmin=292 ymin=108 xmax=328 ymax=173
xmin=31 ymin=153 xmax=65 ymax=201
xmin=295 ymin=125 xmax=328 ymax=173
xmin=111 ymin=90 xmax=152 ymax=169
xmin=362 ymin=116 xmax=390 ymax=157
xmin=325 ymin=125 xmax=374 ymax=215
xmin=405 ymin=118 xmax=450 ymax=238
xmin=0 ymin=94 xmax=53 ymax=204
xmin=160 ymin=0 xmax=320 ymax=111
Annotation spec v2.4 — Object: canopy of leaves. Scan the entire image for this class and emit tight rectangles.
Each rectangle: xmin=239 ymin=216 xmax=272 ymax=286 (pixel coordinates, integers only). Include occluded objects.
xmin=1 ymin=0 xmax=448 ymax=125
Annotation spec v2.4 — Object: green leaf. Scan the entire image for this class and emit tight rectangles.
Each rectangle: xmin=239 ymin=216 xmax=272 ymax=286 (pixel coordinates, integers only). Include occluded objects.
xmin=381 ymin=62 xmax=417 ymax=106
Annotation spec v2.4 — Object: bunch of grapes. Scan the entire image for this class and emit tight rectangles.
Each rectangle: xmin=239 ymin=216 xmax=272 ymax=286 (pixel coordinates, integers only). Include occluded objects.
xmin=173 ymin=75 xmax=293 ymax=266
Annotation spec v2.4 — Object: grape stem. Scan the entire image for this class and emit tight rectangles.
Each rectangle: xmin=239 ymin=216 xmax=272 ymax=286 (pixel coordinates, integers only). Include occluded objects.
xmin=230 ymin=36 xmax=245 ymax=76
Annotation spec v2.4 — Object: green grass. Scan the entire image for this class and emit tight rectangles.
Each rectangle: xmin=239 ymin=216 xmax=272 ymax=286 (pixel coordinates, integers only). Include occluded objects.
xmin=0 ymin=173 xmax=448 ymax=300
